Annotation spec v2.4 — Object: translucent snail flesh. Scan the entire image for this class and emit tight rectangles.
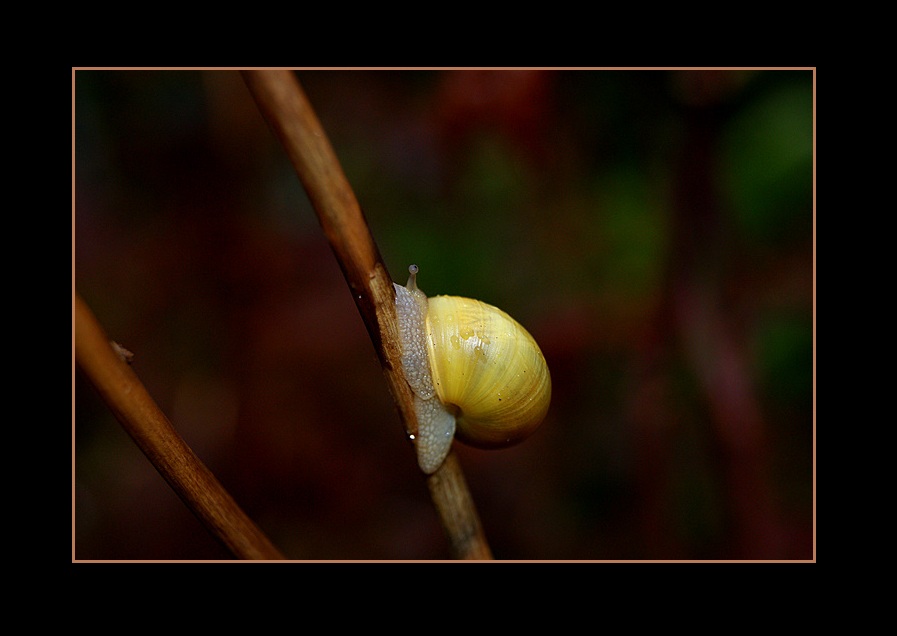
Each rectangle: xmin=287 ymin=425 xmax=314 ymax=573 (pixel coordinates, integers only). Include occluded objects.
xmin=393 ymin=265 xmax=551 ymax=474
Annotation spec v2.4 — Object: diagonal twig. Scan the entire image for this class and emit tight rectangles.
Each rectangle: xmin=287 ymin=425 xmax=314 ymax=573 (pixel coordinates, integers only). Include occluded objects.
xmin=74 ymin=293 xmax=285 ymax=560
xmin=242 ymin=69 xmax=493 ymax=560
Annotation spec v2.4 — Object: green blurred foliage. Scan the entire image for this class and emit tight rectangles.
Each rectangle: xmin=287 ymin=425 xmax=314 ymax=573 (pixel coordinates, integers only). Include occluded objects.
xmin=721 ymin=78 xmax=814 ymax=245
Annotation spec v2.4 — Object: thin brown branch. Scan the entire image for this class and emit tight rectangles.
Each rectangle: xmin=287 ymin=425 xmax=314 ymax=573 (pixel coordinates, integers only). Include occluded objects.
xmin=74 ymin=293 xmax=285 ymax=561
xmin=427 ymin=453 xmax=494 ymax=559
xmin=242 ymin=69 xmax=493 ymax=560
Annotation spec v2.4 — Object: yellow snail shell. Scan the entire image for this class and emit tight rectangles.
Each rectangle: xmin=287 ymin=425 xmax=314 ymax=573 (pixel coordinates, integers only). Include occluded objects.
xmin=394 ymin=265 xmax=551 ymax=474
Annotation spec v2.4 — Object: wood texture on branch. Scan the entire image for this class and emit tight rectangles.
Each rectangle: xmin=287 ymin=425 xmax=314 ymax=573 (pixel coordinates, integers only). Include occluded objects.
xmin=74 ymin=293 xmax=285 ymax=560
xmin=242 ymin=69 xmax=493 ymax=560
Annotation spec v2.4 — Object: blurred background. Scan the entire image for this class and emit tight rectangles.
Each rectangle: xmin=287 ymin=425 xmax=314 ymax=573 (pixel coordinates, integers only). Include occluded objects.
xmin=73 ymin=69 xmax=814 ymax=561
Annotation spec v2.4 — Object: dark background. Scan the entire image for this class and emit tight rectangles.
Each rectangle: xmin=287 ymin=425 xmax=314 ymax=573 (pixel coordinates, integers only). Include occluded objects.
xmin=73 ymin=69 xmax=814 ymax=560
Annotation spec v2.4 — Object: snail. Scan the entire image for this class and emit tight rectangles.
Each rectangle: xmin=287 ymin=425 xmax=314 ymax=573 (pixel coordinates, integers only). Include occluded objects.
xmin=393 ymin=264 xmax=551 ymax=474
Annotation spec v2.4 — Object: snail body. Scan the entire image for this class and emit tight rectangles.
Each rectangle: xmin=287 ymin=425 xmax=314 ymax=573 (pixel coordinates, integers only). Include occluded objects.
xmin=394 ymin=265 xmax=551 ymax=474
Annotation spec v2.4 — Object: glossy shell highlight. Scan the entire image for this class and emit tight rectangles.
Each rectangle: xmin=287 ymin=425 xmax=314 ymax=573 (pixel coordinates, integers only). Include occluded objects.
xmin=425 ymin=295 xmax=551 ymax=449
